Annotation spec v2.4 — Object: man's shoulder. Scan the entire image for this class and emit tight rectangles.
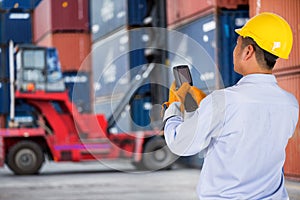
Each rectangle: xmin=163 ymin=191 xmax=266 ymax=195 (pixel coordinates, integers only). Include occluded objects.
xmin=278 ymin=87 xmax=299 ymax=108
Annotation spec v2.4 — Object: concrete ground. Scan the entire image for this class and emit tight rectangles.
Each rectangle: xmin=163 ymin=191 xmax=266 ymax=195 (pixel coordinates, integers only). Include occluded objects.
xmin=0 ymin=160 xmax=299 ymax=200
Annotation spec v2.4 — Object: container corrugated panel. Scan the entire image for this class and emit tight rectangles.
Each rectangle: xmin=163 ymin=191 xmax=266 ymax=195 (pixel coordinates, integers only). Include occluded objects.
xmin=131 ymin=96 xmax=152 ymax=131
xmin=128 ymin=28 xmax=151 ymax=96
xmin=127 ymin=0 xmax=148 ymax=26
xmin=92 ymin=29 xmax=129 ymax=98
xmin=276 ymin=72 xmax=300 ymax=178
xmin=33 ymin=0 xmax=89 ymax=42
xmin=167 ymin=0 xmax=248 ymax=26
xmin=170 ymin=14 xmax=217 ymax=92
xmin=249 ymin=0 xmax=300 ymax=72
xmin=0 ymin=0 xmax=42 ymax=11
xmin=0 ymin=11 xmax=32 ymax=44
xmin=0 ymin=82 xmax=10 ymax=114
xmin=36 ymin=32 xmax=91 ymax=72
xmin=218 ymin=9 xmax=249 ymax=87
xmin=216 ymin=0 xmax=249 ymax=9
xmin=90 ymin=0 xmax=127 ymax=42
xmin=0 ymin=45 xmax=9 ymax=79
xmin=63 ymin=72 xmax=91 ymax=113
xmin=167 ymin=0 xmax=214 ymax=26
xmin=94 ymin=98 xmax=131 ymax=133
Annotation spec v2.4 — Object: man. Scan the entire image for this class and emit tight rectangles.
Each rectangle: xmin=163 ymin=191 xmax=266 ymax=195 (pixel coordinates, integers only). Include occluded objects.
xmin=163 ymin=12 xmax=299 ymax=199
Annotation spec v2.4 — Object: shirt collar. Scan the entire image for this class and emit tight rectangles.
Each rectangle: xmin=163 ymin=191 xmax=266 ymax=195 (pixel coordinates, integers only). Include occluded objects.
xmin=236 ymin=74 xmax=277 ymax=85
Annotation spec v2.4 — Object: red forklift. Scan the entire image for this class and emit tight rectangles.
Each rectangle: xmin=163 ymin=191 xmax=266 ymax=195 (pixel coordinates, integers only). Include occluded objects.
xmin=0 ymin=42 xmax=176 ymax=175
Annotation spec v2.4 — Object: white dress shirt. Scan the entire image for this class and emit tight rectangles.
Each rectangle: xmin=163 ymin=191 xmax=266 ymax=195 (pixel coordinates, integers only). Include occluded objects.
xmin=164 ymin=74 xmax=299 ymax=199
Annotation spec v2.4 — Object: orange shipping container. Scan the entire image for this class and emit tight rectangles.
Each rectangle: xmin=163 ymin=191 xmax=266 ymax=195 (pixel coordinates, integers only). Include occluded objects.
xmin=36 ymin=33 xmax=91 ymax=72
xmin=167 ymin=0 xmax=248 ymax=26
xmin=276 ymin=72 xmax=300 ymax=179
xmin=249 ymin=0 xmax=300 ymax=72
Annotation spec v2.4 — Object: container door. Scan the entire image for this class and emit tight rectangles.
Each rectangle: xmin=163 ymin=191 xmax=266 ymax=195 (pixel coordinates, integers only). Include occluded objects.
xmin=217 ymin=9 xmax=249 ymax=87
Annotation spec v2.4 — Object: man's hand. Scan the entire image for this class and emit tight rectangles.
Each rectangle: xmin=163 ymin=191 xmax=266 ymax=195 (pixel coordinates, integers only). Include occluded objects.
xmin=175 ymin=82 xmax=206 ymax=112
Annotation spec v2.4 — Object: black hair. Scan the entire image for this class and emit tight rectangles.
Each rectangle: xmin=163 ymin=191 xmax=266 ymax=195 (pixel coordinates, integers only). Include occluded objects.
xmin=241 ymin=37 xmax=278 ymax=70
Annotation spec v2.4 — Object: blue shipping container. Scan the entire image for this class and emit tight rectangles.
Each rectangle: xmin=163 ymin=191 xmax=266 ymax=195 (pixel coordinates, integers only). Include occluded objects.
xmin=0 ymin=11 xmax=32 ymax=44
xmin=0 ymin=45 xmax=9 ymax=79
xmin=0 ymin=82 xmax=10 ymax=114
xmin=170 ymin=9 xmax=249 ymax=91
xmin=128 ymin=28 xmax=151 ymax=96
xmin=63 ymin=72 xmax=91 ymax=113
xmin=127 ymin=0 xmax=147 ymax=26
xmin=0 ymin=0 xmax=42 ymax=11
xmin=90 ymin=0 xmax=149 ymax=42
xmin=90 ymin=0 xmax=127 ymax=41
xmin=92 ymin=29 xmax=130 ymax=98
xmin=170 ymin=14 xmax=217 ymax=92
xmin=131 ymin=96 xmax=152 ymax=131
xmin=218 ymin=9 xmax=249 ymax=87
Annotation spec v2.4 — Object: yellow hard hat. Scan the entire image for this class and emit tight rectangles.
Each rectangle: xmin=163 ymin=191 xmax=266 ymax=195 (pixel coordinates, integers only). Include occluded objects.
xmin=235 ymin=12 xmax=293 ymax=59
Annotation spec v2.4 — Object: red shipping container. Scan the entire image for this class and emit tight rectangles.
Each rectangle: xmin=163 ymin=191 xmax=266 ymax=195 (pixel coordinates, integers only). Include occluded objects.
xmin=167 ymin=0 xmax=248 ymax=26
xmin=33 ymin=0 xmax=89 ymax=42
xmin=36 ymin=32 xmax=91 ymax=72
xmin=276 ymin=72 xmax=300 ymax=179
xmin=249 ymin=0 xmax=300 ymax=72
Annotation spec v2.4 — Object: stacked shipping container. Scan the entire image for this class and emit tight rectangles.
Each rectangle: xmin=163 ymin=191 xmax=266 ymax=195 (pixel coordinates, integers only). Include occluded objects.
xmin=166 ymin=0 xmax=249 ymax=168
xmin=33 ymin=0 xmax=92 ymax=113
xmin=248 ymin=0 xmax=300 ymax=179
xmin=0 ymin=0 xmax=40 ymax=126
xmin=167 ymin=0 xmax=249 ymax=90
xmin=91 ymin=0 xmax=155 ymax=131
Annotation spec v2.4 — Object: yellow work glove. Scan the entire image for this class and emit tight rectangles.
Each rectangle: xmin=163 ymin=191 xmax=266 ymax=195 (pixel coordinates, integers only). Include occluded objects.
xmin=175 ymin=82 xmax=206 ymax=112
xmin=161 ymin=81 xmax=180 ymax=120
xmin=162 ymin=81 xmax=179 ymax=109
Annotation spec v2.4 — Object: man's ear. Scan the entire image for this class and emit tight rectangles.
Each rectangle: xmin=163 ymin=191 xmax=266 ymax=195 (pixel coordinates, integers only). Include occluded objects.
xmin=243 ymin=45 xmax=255 ymax=61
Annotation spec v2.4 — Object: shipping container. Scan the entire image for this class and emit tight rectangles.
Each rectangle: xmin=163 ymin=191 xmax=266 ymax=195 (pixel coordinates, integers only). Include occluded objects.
xmin=92 ymin=29 xmax=130 ymax=98
xmin=131 ymin=96 xmax=152 ymax=130
xmin=169 ymin=9 xmax=249 ymax=90
xmin=90 ymin=0 xmax=127 ymax=42
xmin=0 ymin=11 xmax=32 ymax=44
xmin=94 ymin=97 xmax=131 ymax=133
xmin=217 ymin=9 xmax=248 ymax=87
xmin=0 ymin=0 xmax=42 ymax=11
xmin=33 ymin=0 xmax=89 ymax=42
xmin=92 ymin=28 xmax=161 ymax=131
xmin=91 ymin=0 xmax=151 ymax=42
xmin=6 ymin=101 xmax=39 ymax=128
xmin=0 ymin=45 xmax=9 ymax=79
xmin=169 ymin=14 xmax=217 ymax=92
xmin=167 ymin=0 xmax=248 ymax=26
xmin=249 ymin=0 xmax=300 ymax=72
xmin=63 ymin=72 xmax=92 ymax=113
xmin=127 ymin=0 xmax=148 ymax=26
xmin=0 ymin=82 xmax=10 ymax=114
xmin=36 ymin=32 xmax=91 ymax=72
xmin=276 ymin=72 xmax=300 ymax=179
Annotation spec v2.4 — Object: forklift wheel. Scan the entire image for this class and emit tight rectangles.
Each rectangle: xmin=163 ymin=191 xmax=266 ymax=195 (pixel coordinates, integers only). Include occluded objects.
xmin=141 ymin=137 xmax=178 ymax=171
xmin=7 ymin=141 xmax=45 ymax=175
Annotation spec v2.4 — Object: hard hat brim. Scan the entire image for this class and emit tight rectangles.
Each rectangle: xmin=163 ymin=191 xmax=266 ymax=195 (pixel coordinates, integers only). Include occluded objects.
xmin=235 ymin=28 xmax=243 ymax=36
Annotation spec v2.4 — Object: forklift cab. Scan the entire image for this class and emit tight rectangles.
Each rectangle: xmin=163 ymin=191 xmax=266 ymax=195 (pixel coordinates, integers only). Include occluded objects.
xmin=15 ymin=45 xmax=65 ymax=92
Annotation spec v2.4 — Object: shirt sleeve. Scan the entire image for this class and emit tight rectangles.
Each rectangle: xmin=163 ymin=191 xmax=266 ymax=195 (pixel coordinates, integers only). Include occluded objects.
xmin=164 ymin=91 xmax=225 ymax=156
